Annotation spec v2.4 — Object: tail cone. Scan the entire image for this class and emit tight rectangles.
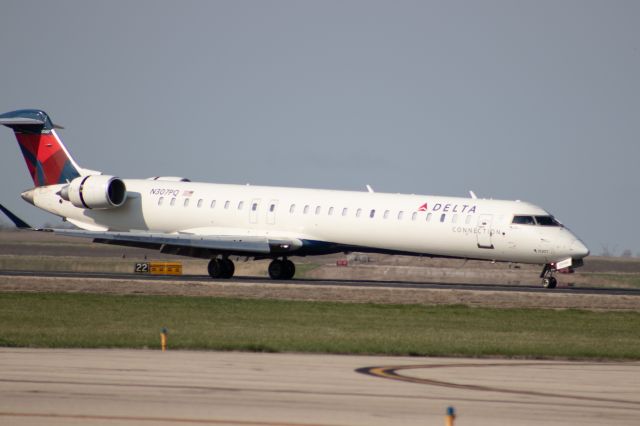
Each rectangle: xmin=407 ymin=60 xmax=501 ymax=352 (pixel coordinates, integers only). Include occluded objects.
xmin=21 ymin=189 xmax=35 ymax=205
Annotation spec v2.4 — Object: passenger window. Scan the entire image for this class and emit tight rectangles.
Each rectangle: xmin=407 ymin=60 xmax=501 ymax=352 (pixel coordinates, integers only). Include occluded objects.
xmin=184 ymin=198 xmax=190 ymax=207
xmin=270 ymin=204 xmax=275 ymax=212
xmin=303 ymin=205 xmax=309 ymax=214
xmin=383 ymin=210 xmax=390 ymax=219
xmin=512 ymin=215 xmax=535 ymax=225
xmin=210 ymin=200 xmax=216 ymax=208
xmin=465 ymin=215 xmax=472 ymax=224
xmin=158 ymin=197 xmax=164 ymax=206
xmin=397 ymin=211 xmax=404 ymax=220
xmin=328 ymin=207 xmax=334 ymax=215
xmin=356 ymin=208 xmax=362 ymax=218
xmin=238 ymin=201 xmax=244 ymax=210
xmin=197 ymin=199 xmax=203 ymax=208
xmin=411 ymin=212 xmax=417 ymax=221
xmin=252 ymin=203 xmax=258 ymax=211
xmin=426 ymin=213 xmax=432 ymax=222
xmin=370 ymin=209 xmax=375 ymax=218
xmin=452 ymin=214 xmax=458 ymax=223
xmin=342 ymin=208 xmax=348 ymax=216
xmin=315 ymin=206 xmax=321 ymax=215
xmin=224 ymin=201 xmax=230 ymax=209
xmin=170 ymin=198 xmax=176 ymax=206
xmin=440 ymin=213 xmax=446 ymax=222
xmin=289 ymin=204 xmax=295 ymax=213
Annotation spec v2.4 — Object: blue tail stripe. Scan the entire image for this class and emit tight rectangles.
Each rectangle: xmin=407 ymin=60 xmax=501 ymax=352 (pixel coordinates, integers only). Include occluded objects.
xmin=18 ymin=143 xmax=37 ymax=168
xmin=60 ymin=160 xmax=81 ymax=183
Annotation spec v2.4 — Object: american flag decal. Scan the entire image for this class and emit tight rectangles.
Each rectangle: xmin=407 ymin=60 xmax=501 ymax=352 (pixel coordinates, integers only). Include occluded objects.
xmin=182 ymin=190 xmax=194 ymax=197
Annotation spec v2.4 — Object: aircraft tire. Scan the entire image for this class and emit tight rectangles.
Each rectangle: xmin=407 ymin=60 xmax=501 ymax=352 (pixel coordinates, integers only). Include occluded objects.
xmin=221 ymin=258 xmax=235 ymax=278
xmin=208 ymin=259 xmax=224 ymax=278
xmin=208 ymin=258 xmax=234 ymax=279
xmin=268 ymin=259 xmax=285 ymax=280
xmin=542 ymin=277 xmax=557 ymax=289
xmin=283 ymin=259 xmax=295 ymax=280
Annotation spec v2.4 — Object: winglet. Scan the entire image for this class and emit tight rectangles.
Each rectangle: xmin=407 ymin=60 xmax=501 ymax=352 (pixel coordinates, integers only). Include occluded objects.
xmin=0 ymin=204 xmax=32 ymax=229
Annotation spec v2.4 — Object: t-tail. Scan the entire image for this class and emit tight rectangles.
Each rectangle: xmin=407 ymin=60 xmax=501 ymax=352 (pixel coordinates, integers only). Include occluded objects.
xmin=0 ymin=109 xmax=87 ymax=187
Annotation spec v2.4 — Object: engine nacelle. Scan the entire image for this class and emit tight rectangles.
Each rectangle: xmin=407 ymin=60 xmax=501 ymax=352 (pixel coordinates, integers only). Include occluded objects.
xmin=60 ymin=175 xmax=127 ymax=209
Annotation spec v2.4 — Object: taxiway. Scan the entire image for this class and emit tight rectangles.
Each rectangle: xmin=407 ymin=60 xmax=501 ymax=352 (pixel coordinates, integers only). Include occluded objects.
xmin=2 ymin=269 xmax=639 ymax=296
xmin=0 ymin=348 xmax=638 ymax=425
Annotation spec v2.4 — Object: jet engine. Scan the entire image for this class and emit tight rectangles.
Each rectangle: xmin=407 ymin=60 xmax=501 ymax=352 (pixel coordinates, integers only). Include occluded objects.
xmin=60 ymin=175 xmax=127 ymax=209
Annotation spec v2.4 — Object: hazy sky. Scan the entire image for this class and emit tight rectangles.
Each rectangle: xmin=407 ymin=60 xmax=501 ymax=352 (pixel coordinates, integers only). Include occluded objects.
xmin=1 ymin=1 xmax=638 ymax=255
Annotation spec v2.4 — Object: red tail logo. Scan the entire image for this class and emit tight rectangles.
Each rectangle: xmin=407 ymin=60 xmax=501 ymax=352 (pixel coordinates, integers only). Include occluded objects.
xmin=0 ymin=110 xmax=81 ymax=187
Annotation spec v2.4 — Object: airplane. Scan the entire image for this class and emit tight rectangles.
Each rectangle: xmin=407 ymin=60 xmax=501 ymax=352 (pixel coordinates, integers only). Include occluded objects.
xmin=0 ymin=109 xmax=589 ymax=288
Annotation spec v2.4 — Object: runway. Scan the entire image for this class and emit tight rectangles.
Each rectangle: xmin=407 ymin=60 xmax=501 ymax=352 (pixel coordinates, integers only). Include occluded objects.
xmin=1 ymin=348 xmax=638 ymax=425
xmin=2 ymin=269 xmax=639 ymax=296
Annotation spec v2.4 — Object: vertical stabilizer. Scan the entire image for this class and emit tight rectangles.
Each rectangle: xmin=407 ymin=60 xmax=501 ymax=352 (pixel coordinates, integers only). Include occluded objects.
xmin=0 ymin=109 xmax=83 ymax=186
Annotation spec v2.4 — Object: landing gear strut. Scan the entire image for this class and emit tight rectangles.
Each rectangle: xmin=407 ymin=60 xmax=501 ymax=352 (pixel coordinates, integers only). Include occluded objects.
xmin=268 ymin=258 xmax=295 ymax=280
xmin=540 ymin=264 xmax=557 ymax=289
xmin=208 ymin=257 xmax=235 ymax=279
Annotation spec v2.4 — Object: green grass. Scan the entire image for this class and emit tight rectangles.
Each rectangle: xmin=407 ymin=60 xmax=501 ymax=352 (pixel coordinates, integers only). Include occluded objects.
xmin=589 ymin=273 xmax=640 ymax=288
xmin=1 ymin=292 xmax=639 ymax=359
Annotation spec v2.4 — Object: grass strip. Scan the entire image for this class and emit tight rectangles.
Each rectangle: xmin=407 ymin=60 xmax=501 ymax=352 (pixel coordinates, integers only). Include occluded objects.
xmin=589 ymin=273 xmax=640 ymax=288
xmin=1 ymin=292 xmax=639 ymax=359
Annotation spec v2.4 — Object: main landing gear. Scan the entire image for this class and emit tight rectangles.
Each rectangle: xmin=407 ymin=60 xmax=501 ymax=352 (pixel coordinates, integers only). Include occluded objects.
xmin=540 ymin=264 xmax=557 ymax=289
xmin=207 ymin=257 xmax=296 ymax=280
xmin=268 ymin=258 xmax=295 ymax=280
xmin=208 ymin=257 xmax=235 ymax=279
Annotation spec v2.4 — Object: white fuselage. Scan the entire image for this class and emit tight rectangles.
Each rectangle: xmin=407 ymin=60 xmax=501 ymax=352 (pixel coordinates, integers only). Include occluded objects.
xmin=27 ymin=179 xmax=588 ymax=265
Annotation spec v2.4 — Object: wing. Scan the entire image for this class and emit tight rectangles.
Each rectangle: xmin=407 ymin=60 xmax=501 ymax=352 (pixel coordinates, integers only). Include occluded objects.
xmin=45 ymin=228 xmax=301 ymax=259
xmin=0 ymin=203 xmax=302 ymax=258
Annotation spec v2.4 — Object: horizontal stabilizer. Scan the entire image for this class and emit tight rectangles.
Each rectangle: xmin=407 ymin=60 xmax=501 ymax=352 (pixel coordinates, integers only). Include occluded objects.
xmin=0 ymin=109 xmax=64 ymax=130
xmin=0 ymin=204 xmax=32 ymax=229
xmin=0 ymin=117 xmax=45 ymax=126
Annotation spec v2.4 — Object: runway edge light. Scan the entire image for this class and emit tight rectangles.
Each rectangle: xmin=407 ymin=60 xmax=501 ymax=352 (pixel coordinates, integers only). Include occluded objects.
xmin=161 ymin=327 xmax=168 ymax=352
xmin=446 ymin=406 xmax=456 ymax=426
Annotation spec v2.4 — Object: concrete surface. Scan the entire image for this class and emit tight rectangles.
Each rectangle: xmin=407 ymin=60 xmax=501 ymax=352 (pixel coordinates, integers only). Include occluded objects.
xmin=0 ymin=348 xmax=638 ymax=425
xmin=2 ymin=271 xmax=640 ymax=311
xmin=2 ymin=229 xmax=640 ymax=289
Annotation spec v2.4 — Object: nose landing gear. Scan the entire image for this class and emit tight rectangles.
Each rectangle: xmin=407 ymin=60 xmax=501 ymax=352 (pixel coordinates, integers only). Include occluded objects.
xmin=268 ymin=258 xmax=295 ymax=280
xmin=208 ymin=257 xmax=235 ymax=279
xmin=540 ymin=264 xmax=557 ymax=289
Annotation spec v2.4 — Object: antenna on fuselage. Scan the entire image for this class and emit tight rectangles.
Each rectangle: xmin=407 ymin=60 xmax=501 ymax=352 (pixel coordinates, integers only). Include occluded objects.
xmin=366 ymin=185 xmax=374 ymax=193
xmin=469 ymin=190 xmax=477 ymax=199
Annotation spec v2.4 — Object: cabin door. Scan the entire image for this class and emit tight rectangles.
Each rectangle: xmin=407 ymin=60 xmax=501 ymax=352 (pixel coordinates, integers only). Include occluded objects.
xmin=477 ymin=214 xmax=494 ymax=249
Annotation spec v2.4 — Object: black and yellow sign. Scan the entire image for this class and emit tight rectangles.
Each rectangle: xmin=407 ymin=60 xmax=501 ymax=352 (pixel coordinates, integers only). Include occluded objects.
xmin=134 ymin=262 xmax=182 ymax=275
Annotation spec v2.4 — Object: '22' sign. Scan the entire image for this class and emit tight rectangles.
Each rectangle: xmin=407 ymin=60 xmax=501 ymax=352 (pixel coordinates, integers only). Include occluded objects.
xmin=134 ymin=262 xmax=150 ymax=273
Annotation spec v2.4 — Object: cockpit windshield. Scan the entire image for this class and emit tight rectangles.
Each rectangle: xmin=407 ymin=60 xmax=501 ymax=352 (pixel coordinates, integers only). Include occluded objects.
xmin=512 ymin=215 xmax=562 ymax=227
xmin=512 ymin=215 xmax=535 ymax=225
xmin=535 ymin=215 xmax=562 ymax=226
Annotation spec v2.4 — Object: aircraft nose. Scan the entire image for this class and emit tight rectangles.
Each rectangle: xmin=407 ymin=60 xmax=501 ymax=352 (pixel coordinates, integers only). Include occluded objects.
xmin=570 ymin=239 xmax=590 ymax=259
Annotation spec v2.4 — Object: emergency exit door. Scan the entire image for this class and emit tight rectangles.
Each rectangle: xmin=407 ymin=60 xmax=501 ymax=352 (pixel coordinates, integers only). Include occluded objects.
xmin=266 ymin=200 xmax=278 ymax=225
